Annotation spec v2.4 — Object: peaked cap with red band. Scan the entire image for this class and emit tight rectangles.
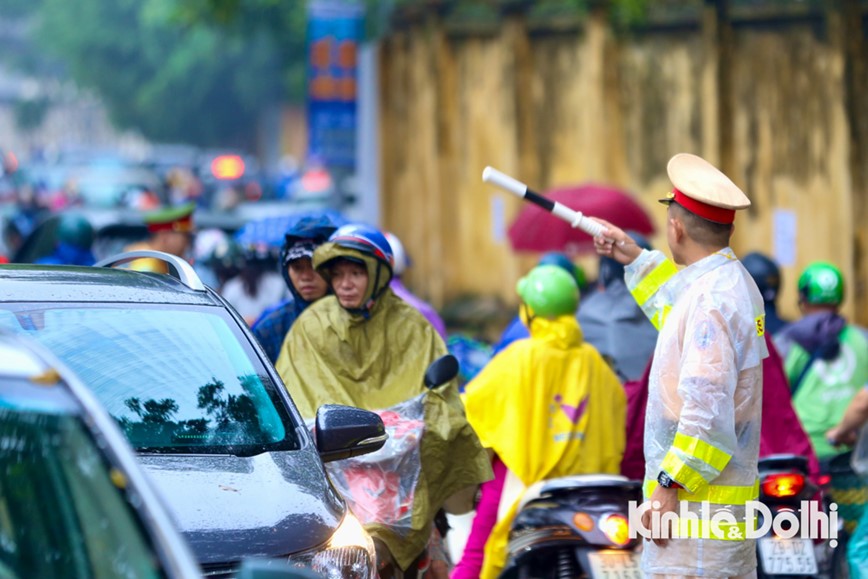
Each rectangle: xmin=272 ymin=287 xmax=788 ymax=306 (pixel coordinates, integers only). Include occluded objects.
xmin=144 ymin=203 xmax=196 ymax=234
xmin=659 ymin=153 xmax=750 ymax=224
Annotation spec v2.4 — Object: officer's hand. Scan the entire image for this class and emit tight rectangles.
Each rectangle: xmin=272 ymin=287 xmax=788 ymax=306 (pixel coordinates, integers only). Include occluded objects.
xmin=591 ymin=218 xmax=643 ymax=265
xmin=641 ymin=485 xmax=680 ymax=547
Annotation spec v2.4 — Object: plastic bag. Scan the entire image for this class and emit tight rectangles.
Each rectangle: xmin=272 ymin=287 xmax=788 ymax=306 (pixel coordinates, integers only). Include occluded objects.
xmin=852 ymin=424 xmax=868 ymax=478
xmin=323 ymin=394 xmax=426 ymax=536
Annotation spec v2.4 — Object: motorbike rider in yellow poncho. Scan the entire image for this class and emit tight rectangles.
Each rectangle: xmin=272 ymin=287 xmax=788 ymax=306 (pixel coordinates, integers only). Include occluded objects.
xmin=593 ymin=153 xmax=767 ymax=579
xmin=458 ymin=264 xmax=626 ymax=579
xmin=275 ymin=224 xmax=492 ymax=575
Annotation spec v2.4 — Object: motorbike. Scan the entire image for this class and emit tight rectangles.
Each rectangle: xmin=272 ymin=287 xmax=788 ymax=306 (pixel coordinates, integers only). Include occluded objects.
xmin=755 ymin=454 xmax=848 ymax=578
xmin=322 ymin=355 xmax=460 ymax=579
xmin=499 ymin=475 xmax=643 ymax=579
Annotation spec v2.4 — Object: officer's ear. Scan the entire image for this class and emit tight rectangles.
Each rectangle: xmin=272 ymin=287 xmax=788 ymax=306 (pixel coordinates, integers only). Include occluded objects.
xmin=669 ymin=213 xmax=686 ymax=244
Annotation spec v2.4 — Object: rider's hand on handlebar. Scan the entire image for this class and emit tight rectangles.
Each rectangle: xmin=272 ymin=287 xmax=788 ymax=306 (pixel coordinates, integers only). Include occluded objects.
xmin=826 ymin=425 xmax=857 ymax=447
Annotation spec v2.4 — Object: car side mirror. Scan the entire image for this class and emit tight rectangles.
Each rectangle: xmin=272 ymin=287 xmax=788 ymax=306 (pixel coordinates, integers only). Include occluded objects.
xmin=315 ymin=404 xmax=386 ymax=463
xmin=424 ymin=354 xmax=459 ymax=389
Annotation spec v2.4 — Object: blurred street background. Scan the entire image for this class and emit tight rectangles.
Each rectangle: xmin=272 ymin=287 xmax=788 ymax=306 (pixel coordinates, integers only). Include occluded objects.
xmin=2 ymin=0 xmax=868 ymax=338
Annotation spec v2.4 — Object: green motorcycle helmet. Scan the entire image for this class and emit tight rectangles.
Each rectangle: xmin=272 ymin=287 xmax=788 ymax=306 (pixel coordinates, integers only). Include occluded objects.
xmin=798 ymin=261 xmax=844 ymax=306
xmin=516 ymin=264 xmax=579 ymax=319
xmin=56 ymin=213 xmax=95 ymax=248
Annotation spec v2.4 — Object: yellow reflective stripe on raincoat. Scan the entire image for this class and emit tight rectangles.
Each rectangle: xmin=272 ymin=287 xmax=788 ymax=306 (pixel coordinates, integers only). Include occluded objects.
xmin=644 ymin=479 xmax=759 ymax=505
xmin=673 ymin=433 xmax=732 ymax=473
xmin=650 ymin=305 xmax=672 ymax=331
xmin=660 ymin=452 xmax=707 ymax=493
xmin=630 ymin=259 xmax=678 ymax=306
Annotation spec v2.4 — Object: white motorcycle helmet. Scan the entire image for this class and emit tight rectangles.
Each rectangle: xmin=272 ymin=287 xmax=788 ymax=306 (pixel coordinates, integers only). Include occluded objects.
xmin=384 ymin=232 xmax=409 ymax=277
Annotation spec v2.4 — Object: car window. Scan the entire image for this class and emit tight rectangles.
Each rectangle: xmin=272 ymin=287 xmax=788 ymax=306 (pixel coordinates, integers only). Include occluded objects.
xmin=0 ymin=305 xmax=297 ymax=455
xmin=0 ymin=389 xmax=163 ymax=578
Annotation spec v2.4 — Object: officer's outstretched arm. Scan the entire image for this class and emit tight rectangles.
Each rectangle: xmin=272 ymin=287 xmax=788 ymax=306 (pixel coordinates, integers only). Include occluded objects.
xmin=623 ymin=250 xmax=678 ymax=331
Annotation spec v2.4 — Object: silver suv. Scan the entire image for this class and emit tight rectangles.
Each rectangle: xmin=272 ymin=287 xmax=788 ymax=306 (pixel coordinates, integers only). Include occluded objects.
xmin=0 ymin=252 xmax=386 ymax=578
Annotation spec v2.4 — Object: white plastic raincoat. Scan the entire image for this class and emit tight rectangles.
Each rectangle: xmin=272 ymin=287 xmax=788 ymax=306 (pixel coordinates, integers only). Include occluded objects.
xmin=626 ymin=248 xmax=767 ymax=577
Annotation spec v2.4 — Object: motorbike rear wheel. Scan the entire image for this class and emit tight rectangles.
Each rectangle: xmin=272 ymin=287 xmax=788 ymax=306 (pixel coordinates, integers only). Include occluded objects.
xmin=828 ymin=530 xmax=850 ymax=579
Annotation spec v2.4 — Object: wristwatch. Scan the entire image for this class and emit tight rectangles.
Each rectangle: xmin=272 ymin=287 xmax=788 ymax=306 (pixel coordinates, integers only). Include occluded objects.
xmin=657 ymin=471 xmax=680 ymax=489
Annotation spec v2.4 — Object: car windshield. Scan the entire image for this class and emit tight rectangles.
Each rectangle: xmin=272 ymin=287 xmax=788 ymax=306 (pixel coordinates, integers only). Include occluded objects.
xmin=0 ymin=384 xmax=163 ymax=578
xmin=0 ymin=304 xmax=296 ymax=455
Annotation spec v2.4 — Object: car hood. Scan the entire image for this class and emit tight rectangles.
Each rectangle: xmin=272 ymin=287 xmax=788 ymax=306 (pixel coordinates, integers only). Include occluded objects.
xmin=138 ymin=447 xmax=345 ymax=565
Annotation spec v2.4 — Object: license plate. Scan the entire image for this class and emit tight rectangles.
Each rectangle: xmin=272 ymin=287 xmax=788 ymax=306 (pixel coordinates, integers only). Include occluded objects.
xmin=759 ymin=537 xmax=818 ymax=575
xmin=586 ymin=550 xmax=642 ymax=579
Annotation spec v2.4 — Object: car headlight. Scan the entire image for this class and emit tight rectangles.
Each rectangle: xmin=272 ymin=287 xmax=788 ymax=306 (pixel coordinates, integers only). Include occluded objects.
xmin=286 ymin=512 xmax=375 ymax=579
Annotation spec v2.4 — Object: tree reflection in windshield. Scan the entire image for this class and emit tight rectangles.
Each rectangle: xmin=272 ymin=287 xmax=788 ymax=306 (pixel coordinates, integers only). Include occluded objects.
xmin=124 ymin=397 xmax=178 ymax=423
xmin=117 ymin=375 xmax=266 ymax=450
xmin=197 ymin=377 xmax=257 ymax=427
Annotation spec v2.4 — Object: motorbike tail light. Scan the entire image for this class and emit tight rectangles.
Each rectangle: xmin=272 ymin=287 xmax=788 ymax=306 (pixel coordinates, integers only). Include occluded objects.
xmin=762 ymin=473 xmax=805 ymax=498
xmin=599 ymin=513 xmax=630 ymax=546
xmin=573 ymin=512 xmax=594 ymax=532
xmin=818 ymin=474 xmax=831 ymax=487
xmin=211 ymin=155 xmax=246 ymax=180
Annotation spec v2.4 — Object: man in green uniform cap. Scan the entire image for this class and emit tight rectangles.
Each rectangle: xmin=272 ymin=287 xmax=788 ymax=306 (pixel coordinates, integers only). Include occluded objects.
xmin=125 ymin=203 xmax=196 ymax=273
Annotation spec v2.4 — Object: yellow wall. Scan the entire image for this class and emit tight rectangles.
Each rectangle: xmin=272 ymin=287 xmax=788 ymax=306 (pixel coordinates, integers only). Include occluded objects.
xmin=380 ymin=4 xmax=867 ymax=323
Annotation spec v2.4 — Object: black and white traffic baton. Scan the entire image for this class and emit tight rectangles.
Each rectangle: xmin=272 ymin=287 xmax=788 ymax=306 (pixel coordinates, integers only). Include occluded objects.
xmin=482 ymin=166 xmax=607 ymax=238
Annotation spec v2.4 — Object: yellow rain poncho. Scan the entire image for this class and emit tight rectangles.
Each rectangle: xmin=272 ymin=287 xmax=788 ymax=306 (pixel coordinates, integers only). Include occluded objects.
xmin=275 ymin=244 xmax=491 ymax=570
xmin=462 ymin=314 xmax=626 ymax=579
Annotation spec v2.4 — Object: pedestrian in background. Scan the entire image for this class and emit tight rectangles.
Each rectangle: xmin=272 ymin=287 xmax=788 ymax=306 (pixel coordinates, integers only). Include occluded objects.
xmin=124 ymin=202 xmax=196 ymax=273
xmin=741 ymin=252 xmax=790 ymax=336
xmin=35 ymin=213 xmax=96 ymax=266
xmin=491 ymin=252 xmax=585 ymax=355
xmin=456 ymin=264 xmax=625 ymax=579
xmin=384 ymin=231 xmax=447 ymax=339
xmin=221 ymin=243 xmax=288 ymax=326
xmin=251 ymin=215 xmax=339 ymax=363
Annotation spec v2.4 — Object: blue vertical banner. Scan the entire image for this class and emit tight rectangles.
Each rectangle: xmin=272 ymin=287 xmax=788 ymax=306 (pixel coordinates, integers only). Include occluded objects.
xmin=307 ymin=0 xmax=364 ymax=170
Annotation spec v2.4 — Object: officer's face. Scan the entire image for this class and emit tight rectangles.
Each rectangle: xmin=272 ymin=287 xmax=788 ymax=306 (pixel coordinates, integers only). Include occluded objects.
xmin=288 ymin=257 xmax=328 ymax=302
xmin=331 ymin=260 xmax=369 ymax=309
xmin=160 ymin=231 xmax=192 ymax=258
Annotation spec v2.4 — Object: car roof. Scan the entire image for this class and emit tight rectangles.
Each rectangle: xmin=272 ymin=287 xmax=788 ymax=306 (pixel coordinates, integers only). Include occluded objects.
xmin=0 ymin=263 xmax=218 ymax=305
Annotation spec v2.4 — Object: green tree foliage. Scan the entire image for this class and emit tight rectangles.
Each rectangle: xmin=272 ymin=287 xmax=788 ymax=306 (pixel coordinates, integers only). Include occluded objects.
xmin=171 ymin=0 xmax=308 ymax=102
xmin=3 ymin=0 xmax=658 ymax=146
xmin=365 ymin=0 xmax=653 ymax=36
xmin=30 ymin=0 xmax=292 ymax=147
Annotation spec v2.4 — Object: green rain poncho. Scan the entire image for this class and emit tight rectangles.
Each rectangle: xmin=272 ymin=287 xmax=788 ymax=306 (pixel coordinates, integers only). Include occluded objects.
xmin=275 ymin=243 xmax=492 ymax=570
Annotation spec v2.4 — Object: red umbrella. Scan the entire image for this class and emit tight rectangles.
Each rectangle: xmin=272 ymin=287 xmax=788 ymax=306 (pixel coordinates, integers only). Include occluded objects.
xmin=507 ymin=183 xmax=655 ymax=254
